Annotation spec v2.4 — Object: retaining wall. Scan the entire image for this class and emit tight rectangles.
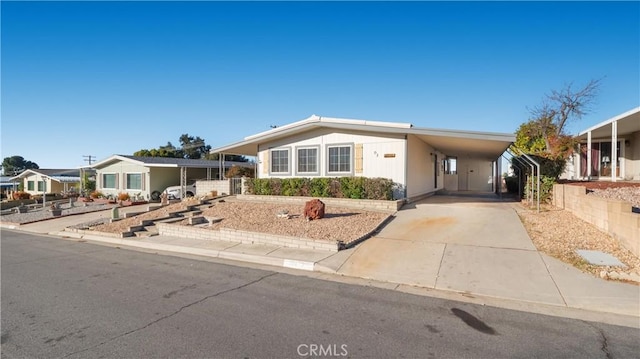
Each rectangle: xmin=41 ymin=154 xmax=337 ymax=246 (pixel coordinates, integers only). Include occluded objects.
xmin=553 ymin=184 xmax=639 ymax=258
xmin=236 ymin=194 xmax=403 ymax=212
xmin=196 ymin=180 xmax=230 ymax=197
xmin=157 ymin=223 xmax=339 ymax=251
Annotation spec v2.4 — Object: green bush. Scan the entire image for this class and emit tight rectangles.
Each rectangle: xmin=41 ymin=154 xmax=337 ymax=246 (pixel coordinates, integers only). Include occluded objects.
xmin=245 ymin=177 xmax=394 ymax=200
xmin=525 ymin=175 xmax=556 ymax=203
xmin=504 ymin=176 xmax=519 ymax=194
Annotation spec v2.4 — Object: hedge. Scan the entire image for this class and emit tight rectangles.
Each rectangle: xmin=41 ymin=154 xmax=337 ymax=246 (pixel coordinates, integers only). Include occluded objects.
xmin=245 ymin=177 xmax=395 ymax=200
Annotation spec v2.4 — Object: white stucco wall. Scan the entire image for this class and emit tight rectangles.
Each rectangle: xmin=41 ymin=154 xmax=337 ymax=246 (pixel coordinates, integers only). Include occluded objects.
xmin=96 ymin=162 xmax=150 ymax=198
xmin=406 ymin=134 xmax=444 ymax=199
xmin=457 ymin=157 xmax=494 ymax=192
xmin=256 ymin=128 xmax=407 ymax=194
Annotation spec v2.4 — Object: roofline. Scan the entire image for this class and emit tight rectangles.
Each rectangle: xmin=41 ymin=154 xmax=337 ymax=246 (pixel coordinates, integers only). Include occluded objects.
xmin=578 ymin=107 xmax=640 ymax=136
xmin=211 ymin=115 xmax=515 ymax=154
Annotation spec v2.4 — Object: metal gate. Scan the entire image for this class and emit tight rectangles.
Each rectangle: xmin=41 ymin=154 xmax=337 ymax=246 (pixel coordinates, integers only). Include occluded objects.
xmin=230 ymin=178 xmax=242 ymax=195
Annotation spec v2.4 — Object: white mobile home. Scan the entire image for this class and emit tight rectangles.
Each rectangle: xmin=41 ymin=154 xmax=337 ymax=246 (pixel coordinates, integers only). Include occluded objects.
xmin=561 ymin=107 xmax=640 ymax=181
xmin=210 ymin=115 xmax=515 ymax=200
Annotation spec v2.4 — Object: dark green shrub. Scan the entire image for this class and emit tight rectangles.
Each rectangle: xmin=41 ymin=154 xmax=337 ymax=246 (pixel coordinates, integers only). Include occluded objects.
xmin=310 ymin=178 xmax=330 ymax=197
xmin=245 ymin=176 xmax=394 ymax=200
xmin=504 ymin=176 xmax=519 ymax=194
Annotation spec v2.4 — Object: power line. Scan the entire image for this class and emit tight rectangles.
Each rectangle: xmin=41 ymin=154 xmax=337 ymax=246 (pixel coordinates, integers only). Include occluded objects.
xmin=83 ymin=155 xmax=96 ymax=166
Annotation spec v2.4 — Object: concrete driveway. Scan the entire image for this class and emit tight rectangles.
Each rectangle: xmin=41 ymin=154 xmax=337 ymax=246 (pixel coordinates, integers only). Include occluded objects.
xmin=336 ymin=194 xmax=566 ymax=305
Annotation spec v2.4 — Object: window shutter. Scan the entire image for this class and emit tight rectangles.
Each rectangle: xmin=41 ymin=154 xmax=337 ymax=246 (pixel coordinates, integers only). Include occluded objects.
xmin=115 ymin=173 xmax=120 ymax=189
xmin=262 ymin=152 xmax=269 ymax=175
xmin=355 ymin=144 xmax=363 ymax=174
xmin=96 ymin=174 xmax=101 ymax=189
xmin=141 ymin=173 xmax=146 ymax=191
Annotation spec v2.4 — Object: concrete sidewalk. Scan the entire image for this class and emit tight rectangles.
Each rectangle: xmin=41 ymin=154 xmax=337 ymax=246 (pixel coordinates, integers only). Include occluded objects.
xmin=2 ymin=199 xmax=639 ymax=324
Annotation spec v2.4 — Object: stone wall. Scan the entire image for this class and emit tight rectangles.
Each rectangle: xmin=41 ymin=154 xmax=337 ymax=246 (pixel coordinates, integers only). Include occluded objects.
xmin=553 ymin=184 xmax=639 ymax=258
xmin=156 ymin=223 xmax=339 ymax=251
xmin=236 ymin=194 xmax=403 ymax=212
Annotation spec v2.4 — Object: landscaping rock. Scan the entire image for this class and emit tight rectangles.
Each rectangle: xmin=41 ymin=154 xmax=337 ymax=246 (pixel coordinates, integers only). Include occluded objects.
xmin=304 ymin=199 xmax=325 ymax=221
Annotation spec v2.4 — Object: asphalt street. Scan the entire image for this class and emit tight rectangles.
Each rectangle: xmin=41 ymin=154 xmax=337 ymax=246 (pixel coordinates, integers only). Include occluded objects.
xmin=2 ymin=229 xmax=639 ymax=358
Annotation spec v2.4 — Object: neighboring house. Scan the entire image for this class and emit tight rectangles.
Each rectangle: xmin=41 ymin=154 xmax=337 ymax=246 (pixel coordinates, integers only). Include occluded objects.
xmin=10 ymin=168 xmax=84 ymax=196
xmin=561 ymin=107 xmax=640 ymax=181
xmin=210 ymin=115 xmax=515 ymax=200
xmin=91 ymin=155 xmax=253 ymax=200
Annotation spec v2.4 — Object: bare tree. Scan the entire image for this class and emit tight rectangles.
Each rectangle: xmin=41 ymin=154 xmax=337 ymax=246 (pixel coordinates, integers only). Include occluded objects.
xmin=527 ymin=78 xmax=601 ymax=153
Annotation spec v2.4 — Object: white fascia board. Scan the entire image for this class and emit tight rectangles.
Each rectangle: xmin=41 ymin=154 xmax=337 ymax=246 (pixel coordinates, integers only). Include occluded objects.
xmin=409 ymin=127 xmax=516 ymax=142
xmin=244 ymin=115 xmax=320 ymax=140
xmin=92 ymin=154 xmax=145 ymax=169
xmin=578 ymin=107 xmax=640 ymax=136
xmin=319 ymin=116 xmax=412 ymax=129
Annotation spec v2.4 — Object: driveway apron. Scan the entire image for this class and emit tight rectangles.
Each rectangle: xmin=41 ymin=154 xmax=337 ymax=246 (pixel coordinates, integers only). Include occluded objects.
xmin=337 ymin=194 xmax=566 ymax=305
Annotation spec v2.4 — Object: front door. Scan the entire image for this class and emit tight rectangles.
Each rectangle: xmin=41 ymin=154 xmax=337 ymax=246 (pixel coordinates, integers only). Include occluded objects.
xmin=434 ymin=154 xmax=438 ymax=189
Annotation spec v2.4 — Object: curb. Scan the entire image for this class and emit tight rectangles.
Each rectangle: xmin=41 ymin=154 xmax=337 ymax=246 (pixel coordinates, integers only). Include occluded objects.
xmin=57 ymin=230 xmax=318 ymax=272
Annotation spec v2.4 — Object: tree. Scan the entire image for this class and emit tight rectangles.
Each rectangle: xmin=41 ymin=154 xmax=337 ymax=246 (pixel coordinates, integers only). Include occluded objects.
xmin=179 ymin=134 xmax=211 ymax=159
xmin=204 ymin=152 xmax=249 ymax=162
xmin=134 ymin=142 xmax=181 ymax=158
xmin=2 ymin=156 xmax=39 ymax=175
xmin=523 ymin=79 xmax=601 ymax=158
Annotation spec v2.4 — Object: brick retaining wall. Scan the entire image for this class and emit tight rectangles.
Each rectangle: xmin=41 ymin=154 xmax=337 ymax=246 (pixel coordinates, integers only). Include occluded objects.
xmin=553 ymin=184 xmax=639 ymax=258
xmin=196 ymin=180 xmax=230 ymax=197
xmin=157 ymin=223 xmax=340 ymax=251
xmin=236 ymin=194 xmax=403 ymax=212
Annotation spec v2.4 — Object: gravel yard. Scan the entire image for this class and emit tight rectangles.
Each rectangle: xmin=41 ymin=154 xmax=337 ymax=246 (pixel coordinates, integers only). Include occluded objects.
xmin=197 ymin=201 xmax=390 ymax=244
xmin=586 ymin=187 xmax=640 ymax=208
xmin=517 ymin=203 xmax=640 ymax=284
xmin=1 ymin=202 xmax=116 ymax=225
xmin=91 ymin=199 xmax=390 ymax=244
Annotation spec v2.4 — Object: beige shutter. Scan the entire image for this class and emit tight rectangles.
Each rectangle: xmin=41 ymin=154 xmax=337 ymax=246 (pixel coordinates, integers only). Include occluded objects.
xmin=115 ymin=173 xmax=120 ymax=189
xmin=96 ymin=173 xmax=101 ymax=189
xmin=355 ymin=144 xmax=363 ymax=174
xmin=262 ymin=152 xmax=269 ymax=175
xmin=141 ymin=173 xmax=146 ymax=191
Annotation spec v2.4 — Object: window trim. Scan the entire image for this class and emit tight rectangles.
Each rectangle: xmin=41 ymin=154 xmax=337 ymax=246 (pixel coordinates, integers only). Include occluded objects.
xmin=295 ymin=145 xmax=320 ymax=176
xmin=27 ymin=180 xmax=35 ymax=191
xmin=125 ymin=173 xmax=143 ymax=190
xmin=269 ymin=147 xmax=291 ymax=176
xmin=325 ymin=143 xmax=354 ymax=176
xmin=102 ymin=173 xmax=118 ymax=189
xmin=37 ymin=180 xmax=45 ymax=192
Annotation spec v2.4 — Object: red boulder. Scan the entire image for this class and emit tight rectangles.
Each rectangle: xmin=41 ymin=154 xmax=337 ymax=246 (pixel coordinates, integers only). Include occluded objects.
xmin=303 ymin=199 xmax=325 ymax=221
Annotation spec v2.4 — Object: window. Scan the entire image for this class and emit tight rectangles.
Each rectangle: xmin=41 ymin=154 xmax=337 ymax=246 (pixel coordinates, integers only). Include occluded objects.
xmin=327 ymin=145 xmax=352 ymax=174
xmin=103 ymin=174 xmax=117 ymax=189
xmin=270 ymin=149 xmax=290 ymax=174
xmin=27 ymin=181 xmax=34 ymax=191
xmin=126 ymin=173 xmax=142 ymax=190
xmin=296 ymin=147 xmax=319 ymax=174
xmin=37 ymin=181 xmax=45 ymax=191
xmin=444 ymin=157 xmax=457 ymax=175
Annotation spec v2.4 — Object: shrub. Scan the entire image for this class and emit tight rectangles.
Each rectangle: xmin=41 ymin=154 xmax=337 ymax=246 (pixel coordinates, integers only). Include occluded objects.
xmin=90 ymin=190 xmax=104 ymax=199
xmin=504 ymin=176 xmax=519 ymax=194
xmin=12 ymin=191 xmax=31 ymax=200
xmin=117 ymin=192 xmax=130 ymax=201
xmin=245 ymin=177 xmax=394 ymax=200
xmin=525 ymin=175 xmax=556 ymax=203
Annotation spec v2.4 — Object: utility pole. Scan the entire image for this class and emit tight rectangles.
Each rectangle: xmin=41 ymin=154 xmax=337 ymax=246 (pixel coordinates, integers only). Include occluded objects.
xmin=83 ymin=155 xmax=96 ymax=166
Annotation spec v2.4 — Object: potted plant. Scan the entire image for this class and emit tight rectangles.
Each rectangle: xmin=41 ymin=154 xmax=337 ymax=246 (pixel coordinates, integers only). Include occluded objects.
xmin=49 ymin=202 xmax=62 ymax=217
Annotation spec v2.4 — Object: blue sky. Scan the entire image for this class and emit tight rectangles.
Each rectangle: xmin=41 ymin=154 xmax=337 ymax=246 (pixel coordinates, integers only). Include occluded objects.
xmin=2 ymin=1 xmax=639 ymax=170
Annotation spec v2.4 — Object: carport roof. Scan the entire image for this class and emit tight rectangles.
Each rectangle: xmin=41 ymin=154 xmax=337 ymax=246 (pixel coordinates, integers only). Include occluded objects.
xmin=210 ymin=115 xmax=515 ymax=159
xmin=91 ymin=155 xmax=253 ymax=169
xmin=576 ymin=107 xmax=640 ymax=140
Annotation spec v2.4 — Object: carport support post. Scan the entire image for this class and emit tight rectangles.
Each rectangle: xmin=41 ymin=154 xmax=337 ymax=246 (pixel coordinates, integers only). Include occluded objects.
xmin=611 ymin=121 xmax=618 ymax=182
xmin=587 ymin=131 xmax=592 ymax=180
xmin=180 ymin=166 xmax=187 ymax=199
xmin=520 ymin=153 xmax=540 ymax=213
